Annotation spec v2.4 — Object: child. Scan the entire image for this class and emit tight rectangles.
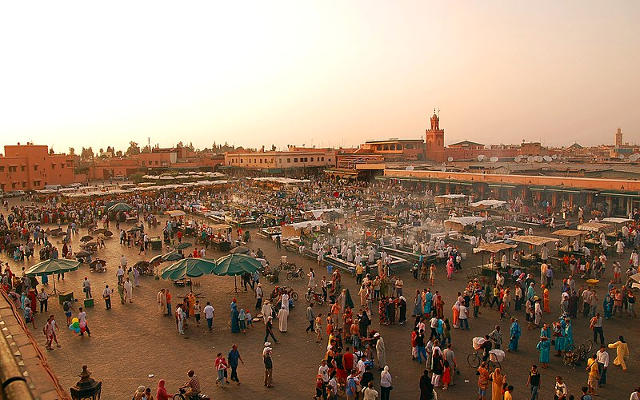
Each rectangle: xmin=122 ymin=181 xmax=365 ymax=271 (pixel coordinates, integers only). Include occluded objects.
xmin=239 ymin=309 xmax=247 ymax=333
xmin=499 ymin=301 xmax=506 ymax=320
xmin=193 ymin=300 xmax=201 ymax=326
xmin=24 ymin=304 xmax=36 ymax=328
xmin=245 ymin=311 xmax=253 ymax=328
xmin=441 ymin=360 xmax=451 ymax=390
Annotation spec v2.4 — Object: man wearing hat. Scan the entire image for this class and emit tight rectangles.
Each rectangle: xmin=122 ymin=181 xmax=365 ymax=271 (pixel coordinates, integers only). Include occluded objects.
xmin=263 ymin=342 xmax=273 ymax=388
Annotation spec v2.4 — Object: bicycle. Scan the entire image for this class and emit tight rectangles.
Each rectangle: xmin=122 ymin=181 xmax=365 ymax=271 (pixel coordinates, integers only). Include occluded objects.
xmin=466 ymin=350 xmax=501 ymax=372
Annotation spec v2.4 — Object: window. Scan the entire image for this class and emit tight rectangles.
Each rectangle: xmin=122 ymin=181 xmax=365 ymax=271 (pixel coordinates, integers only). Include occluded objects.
xmin=21 ymin=165 xmax=26 ymax=171
xmin=34 ymin=181 xmax=40 ymax=186
xmin=12 ymin=183 xmax=17 ymax=189
xmin=8 ymin=166 xmax=16 ymax=172
xmin=34 ymin=165 xmax=38 ymax=171
xmin=22 ymin=182 xmax=27 ymax=187
xmin=51 ymin=164 xmax=55 ymax=169
xmin=321 ymin=157 xmax=324 ymax=161
xmin=287 ymin=158 xmax=290 ymax=163
xmin=311 ymin=157 xmax=314 ymax=162
xmin=294 ymin=158 xmax=298 ymax=162
xmin=0 ymin=166 xmax=4 ymax=172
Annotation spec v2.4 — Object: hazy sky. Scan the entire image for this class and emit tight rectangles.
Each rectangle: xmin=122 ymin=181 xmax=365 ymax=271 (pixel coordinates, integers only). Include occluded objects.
xmin=1 ymin=1 xmax=639 ymax=153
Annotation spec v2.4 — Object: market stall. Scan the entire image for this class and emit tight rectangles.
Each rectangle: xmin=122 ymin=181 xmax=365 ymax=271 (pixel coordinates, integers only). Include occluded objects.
xmin=472 ymin=242 xmax=518 ymax=278
xmin=512 ymin=235 xmax=559 ymax=269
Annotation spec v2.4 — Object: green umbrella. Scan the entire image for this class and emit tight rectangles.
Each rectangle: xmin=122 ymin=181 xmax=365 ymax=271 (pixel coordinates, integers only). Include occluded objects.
xmin=174 ymin=242 xmax=192 ymax=250
xmin=214 ymin=254 xmax=261 ymax=276
xmin=160 ymin=258 xmax=217 ymax=280
xmin=162 ymin=251 xmax=184 ymax=262
xmin=25 ymin=258 xmax=80 ymax=293
xmin=108 ymin=202 xmax=133 ymax=213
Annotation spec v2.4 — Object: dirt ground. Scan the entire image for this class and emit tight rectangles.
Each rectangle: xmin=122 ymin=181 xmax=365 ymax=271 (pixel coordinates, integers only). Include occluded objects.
xmin=3 ymin=214 xmax=638 ymax=400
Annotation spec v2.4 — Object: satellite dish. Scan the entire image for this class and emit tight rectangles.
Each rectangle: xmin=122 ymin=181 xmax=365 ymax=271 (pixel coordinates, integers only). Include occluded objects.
xmin=551 ymin=154 xmax=558 ymax=160
xmin=619 ymin=154 xmax=625 ymax=160
xmin=405 ymin=165 xmax=415 ymax=170
xmin=514 ymin=155 xmax=522 ymax=162
xmin=535 ymin=156 xmax=543 ymax=162
xmin=527 ymin=156 xmax=534 ymax=163
xmin=543 ymin=155 xmax=552 ymax=162
xmin=477 ymin=155 xmax=486 ymax=162
xmin=489 ymin=156 xmax=499 ymax=163
xmin=447 ymin=157 xmax=454 ymax=162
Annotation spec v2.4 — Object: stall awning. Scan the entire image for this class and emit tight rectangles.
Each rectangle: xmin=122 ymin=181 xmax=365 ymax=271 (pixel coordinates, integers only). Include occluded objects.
xmin=474 ymin=243 xmax=517 ymax=253
xmin=577 ymin=222 xmax=613 ymax=232
xmin=552 ymin=229 xmax=584 ymax=237
xmin=512 ymin=235 xmax=559 ymax=246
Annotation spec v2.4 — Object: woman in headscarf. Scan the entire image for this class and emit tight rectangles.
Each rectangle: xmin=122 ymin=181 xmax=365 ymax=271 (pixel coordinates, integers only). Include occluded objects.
xmin=608 ymin=336 xmax=629 ymax=371
xmin=277 ymin=303 xmax=288 ymax=332
xmin=230 ymin=301 xmax=240 ymax=333
xmin=156 ymin=379 xmax=170 ymax=400
xmin=132 ymin=385 xmax=146 ymax=400
xmin=375 ymin=333 xmax=386 ymax=370
xmin=451 ymin=300 xmax=460 ymax=328
xmin=490 ymin=367 xmax=506 ymax=400
xmin=380 ymin=366 xmax=392 ymax=400
xmin=413 ymin=290 xmax=422 ymax=317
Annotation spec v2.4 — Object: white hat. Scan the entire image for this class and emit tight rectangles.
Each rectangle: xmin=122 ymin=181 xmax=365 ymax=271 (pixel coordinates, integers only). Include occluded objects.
xmin=264 ymin=342 xmax=271 ymax=347
xmin=374 ymin=332 xmax=380 ymax=338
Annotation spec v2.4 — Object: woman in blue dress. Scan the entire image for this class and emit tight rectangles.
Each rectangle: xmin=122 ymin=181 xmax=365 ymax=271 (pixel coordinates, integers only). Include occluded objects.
xmin=536 ymin=336 xmax=550 ymax=368
xmin=563 ymin=317 xmax=574 ymax=350
xmin=423 ymin=290 xmax=433 ymax=316
xmin=413 ymin=290 xmax=422 ymax=317
xmin=603 ymin=293 xmax=613 ymax=319
xmin=230 ymin=301 xmax=240 ymax=333
xmin=554 ymin=321 xmax=566 ymax=356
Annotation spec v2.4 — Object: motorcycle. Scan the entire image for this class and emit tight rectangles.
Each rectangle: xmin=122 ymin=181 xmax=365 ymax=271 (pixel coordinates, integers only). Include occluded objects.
xmin=305 ymin=288 xmax=325 ymax=305
xmin=286 ymin=267 xmax=305 ymax=280
xmin=173 ymin=388 xmax=210 ymax=400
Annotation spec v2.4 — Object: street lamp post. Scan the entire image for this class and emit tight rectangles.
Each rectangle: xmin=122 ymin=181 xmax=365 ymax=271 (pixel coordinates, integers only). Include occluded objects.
xmin=70 ymin=365 xmax=102 ymax=400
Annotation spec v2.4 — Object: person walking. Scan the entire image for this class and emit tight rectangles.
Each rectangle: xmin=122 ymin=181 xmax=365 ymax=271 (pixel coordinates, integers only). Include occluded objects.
xmin=263 ymin=342 xmax=273 ymax=388
xmin=264 ymin=316 xmax=278 ymax=343
xmin=375 ymin=333 xmax=386 ymax=371
xmin=157 ymin=289 xmax=166 ymax=315
xmin=102 ymin=285 xmax=113 ymax=310
xmin=596 ymin=345 xmax=609 ymax=387
xmin=380 ymin=365 xmax=392 ymax=400
xmin=527 ymin=364 xmax=540 ymax=400
xmin=36 ymin=287 xmax=48 ymax=313
xmin=277 ymin=304 xmax=289 ymax=333
xmin=306 ymin=303 xmax=315 ymax=333
xmin=82 ymin=277 xmax=92 ymax=299
xmin=78 ymin=307 xmax=91 ymax=337
xmin=255 ymin=283 xmax=264 ymax=310
xmin=204 ymin=302 xmax=215 ymax=331
xmin=214 ymin=353 xmax=229 ymax=385
xmin=176 ymin=304 xmax=185 ymax=335
xmin=43 ymin=315 xmax=60 ymax=350
xmin=508 ymin=318 xmax=521 ymax=352
xmin=607 ymin=336 xmax=629 ymax=371
xmin=590 ymin=313 xmax=604 ymax=345
xmin=228 ymin=344 xmax=243 ymax=384
xmin=124 ymin=277 xmax=133 ymax=303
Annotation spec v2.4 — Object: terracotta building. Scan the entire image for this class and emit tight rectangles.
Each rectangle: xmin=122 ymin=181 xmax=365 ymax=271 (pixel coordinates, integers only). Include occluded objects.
xmin=425 ymin=111 xmax=445 ymax=162
xmin=224 ymin=148 xmax=336 ymax=171
xmin=0 ymin=143 xmax=75 ymax=192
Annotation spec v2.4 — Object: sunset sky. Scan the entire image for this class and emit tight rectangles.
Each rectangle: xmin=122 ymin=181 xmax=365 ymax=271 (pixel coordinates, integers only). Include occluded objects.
xmin=0 ymin=1 xmax=638 ymax=152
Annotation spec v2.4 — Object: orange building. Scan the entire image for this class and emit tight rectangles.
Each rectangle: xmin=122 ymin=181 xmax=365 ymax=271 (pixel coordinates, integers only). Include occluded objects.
xmin=425 ymin=111 xmax=445 ymax=162
xmin=0 ymin=143 xmax=75 ymax=192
